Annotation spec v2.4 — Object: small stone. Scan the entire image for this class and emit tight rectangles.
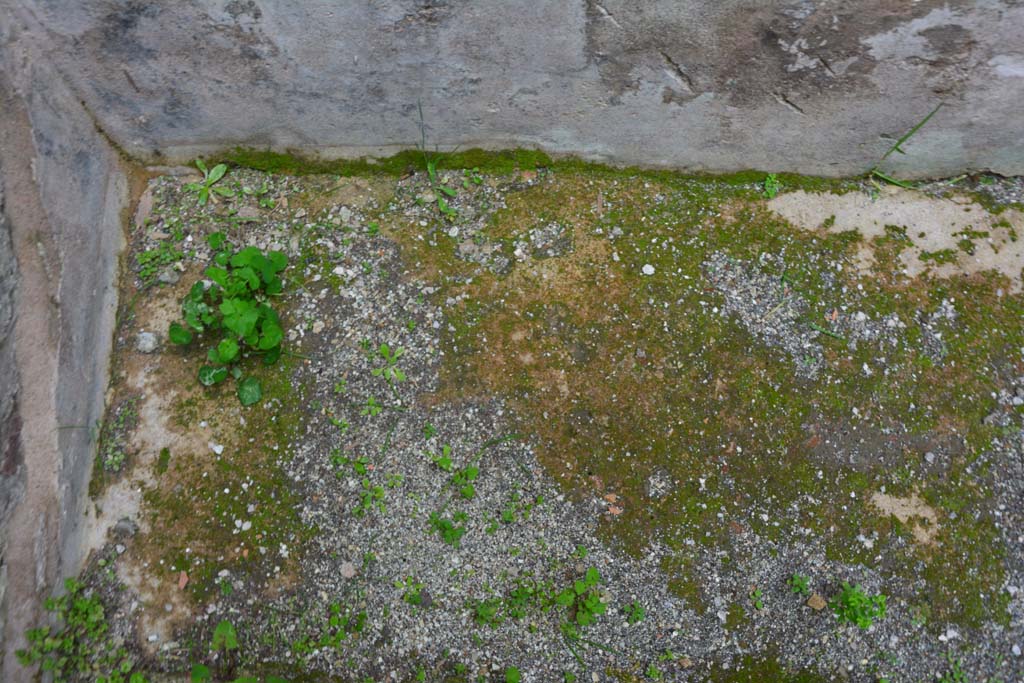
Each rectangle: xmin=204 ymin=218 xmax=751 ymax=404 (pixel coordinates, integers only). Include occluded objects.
xmin=115 ymin=544 xmax=126 ymax=554
xmin=147 ymin=634 xmax=159 ymax=643
xmin=312 ymin=320 xmax=325 ymax=334
xmin=1012 ymin=644 xmax=1021 ymax=657
xmin=340 ymin=562 xmax=357 ymax=579
xmin=924 ymin=451 xmax=935 ymax=464
xmin=209 ymin=442 xmax=224 ymax=455
xmin=157 ymin=267 xmax=180 ymax=285
xmin=417 ymin=191 xmax=436 ymax=204
xmin=294 ymin=208 xmax=307 ymax=218
xmin=136 ymin=331 xmax=159 ymax=353
xmin=642 ymin=264 xmax=655 ymax=276
xmin=113 ymin=518 xmax=139 ymax=538
xmin=806 ymin=594 xmax=827 ymax=611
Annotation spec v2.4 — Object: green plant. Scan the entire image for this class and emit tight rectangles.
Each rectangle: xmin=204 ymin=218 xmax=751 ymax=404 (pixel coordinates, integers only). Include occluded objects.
xmin=749 ymin=588 xmax=764 ymax=610
xmin=361 ymin=396 xmax=383 ymax=417
xmin=556 ymin=567 xmax=606 ymax=636
xmin=830 ymin=582 xmax=887 ymax=629
xmin=355 ymin=478 xmax=385 ymax=516
xmin=416 ymin=102 xmax=459 ymax=220
xmin=936 ymin=653 xmax=968 ymax=683
xmin=211 ymin=619 xmax=238 ymax=652
xmin=451 ymin=463 xmax=479 ymax=500
xmin=168 ymin=234 xmax=287 ymax=405
xmin=185 ymin=160 xmax=233 ymax=206
xmin=788 ymin=573 xmax=810 ymax=595
xmin=505 ymin=667 xmax=521 ymax=683
xmin=430 ymin=444 xmax=453 ymax=470
xmin=645 ymin=663 xmax=662 ymax=680
xmin=472 ymin=597 xmax=503 ymax=627
xmin=429 ymin=512 xmax=467 ymax=547
xmin=16 ymin=578 xmax=143 ymax=683
xmin=624 ymin=600 xmax=645 ymax=624
xmin=136 ymin=240 xmax=184 ymax=285
xmin=371 ymin=343 xmax=407 ymax=384
xmin=399 ymin=577 xmax=425 ymax=607
xmin=762 ymin=173 xmax=781 ymax=199
xmin=868 ymin=103 xmax=943 ymax=188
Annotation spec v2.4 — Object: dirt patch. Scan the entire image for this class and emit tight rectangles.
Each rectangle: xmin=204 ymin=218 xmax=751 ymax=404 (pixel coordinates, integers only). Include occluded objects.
xmin=869 ymin=491 xmax=940 ymax=545
xmin=768 ymin=187 xmax=1024 ymax=290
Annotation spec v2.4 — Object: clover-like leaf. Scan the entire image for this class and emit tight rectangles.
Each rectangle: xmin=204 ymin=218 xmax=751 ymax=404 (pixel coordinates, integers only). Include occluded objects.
xmin=217 ymin=338 xmax=239 ymax=363
xmin=169 ymin=322 xmax=193 ymax=345
xmin=237 ymin=376 xmax=262 ymax=406
xmin=198 ymin=365 xmax=228 ymax=387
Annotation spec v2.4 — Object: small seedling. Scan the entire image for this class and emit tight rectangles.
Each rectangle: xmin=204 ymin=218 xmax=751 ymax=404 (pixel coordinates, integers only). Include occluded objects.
xmin=185 ymin=160 xmax=234 ymax=206
xmin=505 ymin=667 xmax=521 ymax=683
xmin=937 ymin=653 xmax=968 ymax=683
xmin=371 ymin=343 xmax=407 ymax=384
xmin=399 ymin=576 xmax=425 ymax=606
xmin=430 ymin=444 xmax=453 ymax=471
xmin=355 ymin=478 xmax=385 ymax=516
xmin=749 ymin=588 xmax=764 ymax=610
xmin=868 ymin=103 xmax=943 ymax=189
xmin=361 ymin=396 xmax=383 ymax=417
xmin=451 ymin=464 xmax=479 ymax=500
xmin=625 ymin=600 xmax=645 ymax=624
xmin=830 ymin=582 xmax=886 ymax=629
xmin=211 ymin=619 xmax=238 ymax=652
xmin=472 ymin=598 xmax=503 ymax=627
xmin=423 ymin=422 xmax=437 ymax=439
xmin=788 ymin=573 xmax=810 ymax=595
xmin=429 ymin=512 xmax=467 ymax=547
xmin=762 ymin=173 xmax=781 ymax=199
xmin=645 ymin=663 xmax=662 ymax=680
xmin=556 ymin=567 xmax=606 ymax=633
xmin=333 ymin=380 xmax=347 ymax=394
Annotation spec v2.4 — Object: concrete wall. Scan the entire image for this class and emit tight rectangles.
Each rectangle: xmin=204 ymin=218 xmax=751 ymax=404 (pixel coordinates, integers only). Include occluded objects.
xmin=4 ymin=0 xmax=1024 ymax=178
xmin=0 ymin=0 xmax=1022 ymax=678
xmin=0 ymin=12 xmax=127 ymax=677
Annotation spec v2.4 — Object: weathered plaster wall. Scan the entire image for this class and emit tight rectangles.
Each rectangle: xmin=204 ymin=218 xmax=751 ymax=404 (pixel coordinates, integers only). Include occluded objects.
xmin=0 ymin=22 xmax=127 ymax=680
xmin=4 ymin=0 xmax=1024 ymax=178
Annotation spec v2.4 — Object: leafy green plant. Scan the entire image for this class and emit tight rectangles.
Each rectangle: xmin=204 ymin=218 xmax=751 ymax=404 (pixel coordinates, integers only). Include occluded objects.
xmin=185 ymin=160 xmax=233 ymax=206
xmin=556 ymin=567 xmax=606 ymax=636
xmin=361 ymin=396 xmax=383 ymax=417
xmin=788 ymin=573 xmax=810 ymax=595
xmin=429 ymin=512 xmax=467 ymax=547
xmin=371 ymin=343 xmax=406 ymax=384
xmin=168 ymin=234 xmax=287 ymax=405
xmin=430 ymin=444 xmax=453 ymax=471
xmin=505 ymin=666 xmax=521 ymax=683
xmin=645 ymin=663 xmax=662 ymax=680
xmin=937 ymin=653 xmax=968 ymax=683
xmin=399 ymin=577 xmax=425 ymax=607
xmin=830 ymin=582 xmax=887 ymax=629
xmin=472 ymin=597 xmax=503 ymax=627
xmin=136 ymin=240 xmax=183 ymax=285
xmin=16 ymin=578 xmax=143 ymax=683
xmin=624 ymin=600 xmax=645 ymax=624
xmin=749 ymin=588 xmax=764 ymax=610
xmin=211 ymin=619 xmax=238 ymax=652
xmin=355 ymin=478 xmax=385 ymax=516
xmin=451 ymin=463 xmax=479 ymax=500
xmin=762 ymin=173 xmax=781 ymax=199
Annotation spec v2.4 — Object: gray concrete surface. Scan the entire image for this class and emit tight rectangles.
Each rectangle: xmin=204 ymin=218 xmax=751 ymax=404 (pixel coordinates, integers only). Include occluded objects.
xmin=0 ymin=40 xmax=127 ymax=683
xmin=0 ymin=0 xmax=1023 ymax=679
xmin=3 ymin=0 xmax=1024 ymax=178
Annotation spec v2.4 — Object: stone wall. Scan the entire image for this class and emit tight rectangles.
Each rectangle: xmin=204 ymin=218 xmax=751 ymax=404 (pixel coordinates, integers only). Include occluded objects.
xmin=4 ymin=0 xmax=1024 ymax=178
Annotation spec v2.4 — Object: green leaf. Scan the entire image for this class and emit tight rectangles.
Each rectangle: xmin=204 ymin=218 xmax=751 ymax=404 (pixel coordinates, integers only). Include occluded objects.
xmin=212 ymin=186 xmax=234 ymax=197
xmin=198 ymin=187 xmax=209 ymax=206
xmin=190 ymin=664 xmax=211 ymax=682
xmin=205 ymin=266 xmax=229 ymax=288
xmin=217 ymin=338 xmax=239 ymax=363
xmin=237 ymin=377 xmax=262 ymax=406
xmin=195 ymin=159 xmax=208 ymax=175
xmin=211 ymin=619 xmax=238 ymax=651
xmin=438 ymin=185 xmax=457 ymax=197
xmin=207 ymin=163 xmax=228 ymax=184
xmin=198 ymin=365 xmax=228 ymax=386
xmin=230 ymin=246 xmax=262 ymax=268
xmin=206 ymin=231 xmax=226 ymax=250
xmin=505 ymin=667 xmax=521 ymax=683
xmin=263 ymin=345 xmax=282 ymax=365
xmin=258 ymin=320 xmax=283 ymax=350
xmin=268 ymin=250 xmax=288 ymax=272
xmin=169 ymin=322 xmax=193 ymax=345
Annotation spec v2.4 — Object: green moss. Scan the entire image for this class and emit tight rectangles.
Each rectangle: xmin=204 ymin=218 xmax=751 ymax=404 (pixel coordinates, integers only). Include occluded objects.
xmin=703 ymin=655 xmax=827 ymax=683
